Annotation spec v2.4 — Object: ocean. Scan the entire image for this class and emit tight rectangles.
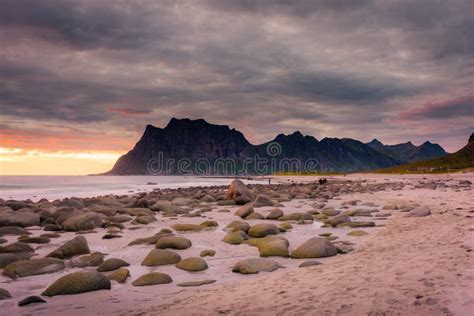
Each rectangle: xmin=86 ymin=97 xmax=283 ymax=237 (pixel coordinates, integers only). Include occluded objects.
xmin=0 ymin=175 xmax=263 ymax=201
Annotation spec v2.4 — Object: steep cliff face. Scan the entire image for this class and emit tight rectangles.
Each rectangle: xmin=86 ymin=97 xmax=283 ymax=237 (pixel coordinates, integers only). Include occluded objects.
xmin=106 ymin=118 xmax=446 ymax=175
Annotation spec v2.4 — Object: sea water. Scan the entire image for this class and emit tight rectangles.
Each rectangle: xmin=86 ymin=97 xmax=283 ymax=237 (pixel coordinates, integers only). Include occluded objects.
xmin=0 ymin=175 xmax=263 ymax=201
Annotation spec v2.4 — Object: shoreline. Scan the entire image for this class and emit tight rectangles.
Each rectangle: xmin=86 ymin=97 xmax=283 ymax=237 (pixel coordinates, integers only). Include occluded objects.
xmin=0 ymin=173 xmax=473 ymax=315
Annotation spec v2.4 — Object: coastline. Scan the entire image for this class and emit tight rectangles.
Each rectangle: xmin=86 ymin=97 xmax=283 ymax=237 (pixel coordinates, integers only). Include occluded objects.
xmin=0 ymin=173 xmax=472 ymax=315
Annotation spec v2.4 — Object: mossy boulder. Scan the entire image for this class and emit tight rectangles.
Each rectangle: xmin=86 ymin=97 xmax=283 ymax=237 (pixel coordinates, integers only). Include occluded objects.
xmin=325 ymin=214 xmax=351 ymax=227
xmin=232 ymin=258 xmax=283 ymax=274
xmin=171 ymin=223 xmax=207 ymax=232
xmin=347 ymin=230 xmax=368 ymax=236
xmin=97 ymin=258 xmax=130 ymax=272
xmin=42 ymin=271 xmax=111 ymax=297
xmin=175 ymin=257 xmax=208 ymax=272
xmin=141 ymin=249 xmax=181 ymax=266
xmin=3 ymin=258 xmax=65 ymax=279
xmin=70 ymin=252 xmax=104 ymax=268
xmin=200 ymin=249 xmax=216 ymax=257
xmin=46 ymin=236 xmax=90 ymax=259
xmin=128 ymin=232 xmax=172 ymax=246
xmin=248 ymin=223 xmax=279 ymax=238
xmin=200 ymin=220 xmax=218 ymax=228
xmin=290 ymin=237 xmax=338 ymax=259
xmin=266 ymin=208 xmax=284 ymax=220
xmin=338 ymin=221 xmax=375 ymax=228
xmin=279 ymin=222 xmax=293 ymax=231
xmin=177 ymin=279 xmax=216 ymax=287
xmin=156 ymin=236 xmax=192 ymax=250
xmin=278 ymin=213 xmax=313 ymax=221
xmin=223 ymin=231 xmax=248 ymax=245
xmin=132 ymin=272 xmax=172 ymax=286
xmin=0 ymin=210 xmax=40 ymax=227
xmin=224 ymin=221 xmax=250 ymax=233
xmin=246 ymin=212 xmax=264 ymax=220
xmin=321 ymin=209 xmax=340 ymax=216
xmin=107 ymin=268 xmax=130 ymax=284
xmin=244 ymin=236 xmax=289 ymax=257
xmin=235 ymin=205 xmax=254 ymax=218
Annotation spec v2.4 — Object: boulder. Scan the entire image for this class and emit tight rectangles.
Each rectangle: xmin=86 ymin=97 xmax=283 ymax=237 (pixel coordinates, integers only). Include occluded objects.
xmin=69 ymin=252 xmax=104 ymax=268
xmin=278 ymin=213 xmax=313 ymax=221
xmin=248 ymin=223 xmax=279 ymax=238
xmin=253 ymin=194 xmax=274 ymax=207
xmin=107 ymin=268 xmax=130 ymax=284
xmin=246 ymin=212 xmax=264 ymax=220
xmin=407 ymin=207 xmax=431 ymax=217
xmin=279 ymin=222 xmax=293 ymax=231
xmin=42 ymin=271 xmax=111 ymax=297
xmin=0 ymin=226 xmax=31 ymax=236
xmin=299 ymin=260 xmax=322 ymax=268
xmin=0 ymin=242 xmax=34 ymax=253
xmin=347 ymin=230 xmax=368 ymax=236
xmin=177 ymin=279 xmax=216 ymax=287
xmin=235 ymin=205 xmax=254 ymax=219
xmin=200 ymin=249 xmax=216 ymax=257
xmin=225 ymin=180 xmax=254 ymax=202
xmin=244 ymin=236 xmax=289 ymax=257
xmin=232 ymin=258 xmax=283 ymax=274
xmin=3 ymin=258 xmax=65 ymax=279
xmin=339 ymin=221 xmax=375 ymax=228
xmin=18 ymin=237 xmax=50 ymax=244
xmin=0 ymin=253 xmax=22 ymax=268
xmin=18 ymin=295 xmax=46 ymax=306
xmin=97 ymin=258 xmax=130 ymax=272
xmin=62 ymin=212 xmax=105 ymax=231
xmin=156 ymin=236 xmax=192 ymax=250
xmin=266 ymin=208 xmax=284 ymax=220
xmin=132 ymin=272 xmax=172 ymax=286
xmin=0 ymin=288 xmax=11 ymax=300
xmin=224 ymin=221 xmax=250 ymax=233
xmin=176 ymin=257 xmax=208 ymax=272
xmin=291 ymin=237 xmax=338 ymax=259
xmin=171 ymin=223 xmax=207 ymax=232
xmin=325 ymin=214 xmax=351 ymax=227
xmin=223 ymin=231 xmax=248 ymax=245
xmin=46 ymin=236 xmax=90 ymax=259
xmin=141 ymin=249 xmax=181 ymax=266
xmin=0 ymin=210 xmax=40 ymax=227
xmin=132 ymin=215 xmax=157 ymax=225
xmin=321 ymin=209 xmax=341 ymax=216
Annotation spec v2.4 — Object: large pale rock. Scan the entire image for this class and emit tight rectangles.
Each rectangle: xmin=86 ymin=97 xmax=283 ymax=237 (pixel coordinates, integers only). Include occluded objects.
xmin=3 ymin=258 xmax=65 ymax=279
xmin=0 ymin=210 xmax=40 ymax=227
xmin=132 ymin=272 xmax=172 ymax=286
xmin=232 ymin=258 xmax=283 ymax=274
xmin=42 ymin=271 xmax=111 ymax=297
xmin=248 ymin=223 xmax=279 ymax=238
xmin=141 ymin=249 xmax=181 ymax=266
xmin=225 ymin=180 xmax=254 ymax=203
xmin=291 ymin=237 xmax=338 ymax=259
xmin=46 ymin=236 xmax=90 ymax=259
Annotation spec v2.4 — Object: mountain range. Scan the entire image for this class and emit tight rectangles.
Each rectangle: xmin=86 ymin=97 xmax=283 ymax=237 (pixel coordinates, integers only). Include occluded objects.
xmin=106 ymin=118 xmax=448 ymax=175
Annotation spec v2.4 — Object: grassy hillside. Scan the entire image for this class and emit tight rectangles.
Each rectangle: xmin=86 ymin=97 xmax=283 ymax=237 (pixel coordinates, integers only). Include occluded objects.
xmin=372 ymin=135 xmax=474 ymax=174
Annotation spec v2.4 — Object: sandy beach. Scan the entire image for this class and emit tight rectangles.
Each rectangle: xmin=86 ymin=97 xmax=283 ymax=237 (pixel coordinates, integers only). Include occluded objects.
xmin=0 ymin=173 xmax=473 ymax=316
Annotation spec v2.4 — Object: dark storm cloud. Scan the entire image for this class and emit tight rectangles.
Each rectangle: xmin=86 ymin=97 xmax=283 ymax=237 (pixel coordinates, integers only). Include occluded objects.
xmin=0 ymin=0 xmax=473 ymax=152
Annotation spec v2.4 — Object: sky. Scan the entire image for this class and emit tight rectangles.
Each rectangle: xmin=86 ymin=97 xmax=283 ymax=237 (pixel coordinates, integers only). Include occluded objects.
xmin=0 ymin=0 xmax=473 ymax=175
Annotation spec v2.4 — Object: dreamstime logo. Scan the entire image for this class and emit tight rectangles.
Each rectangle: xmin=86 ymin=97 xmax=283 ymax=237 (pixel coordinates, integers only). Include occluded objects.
xmin=147 ymin=141 xmax=320 ymax=175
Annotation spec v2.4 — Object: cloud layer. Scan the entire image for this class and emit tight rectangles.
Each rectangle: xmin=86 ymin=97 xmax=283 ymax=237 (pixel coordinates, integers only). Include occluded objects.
xmin=1 ymin=0 xmax=473 ymax=153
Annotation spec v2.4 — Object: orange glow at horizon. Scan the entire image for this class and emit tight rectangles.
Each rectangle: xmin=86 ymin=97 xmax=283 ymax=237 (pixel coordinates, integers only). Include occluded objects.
xmin=0 ymin=148 xmax=122 ymax=175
